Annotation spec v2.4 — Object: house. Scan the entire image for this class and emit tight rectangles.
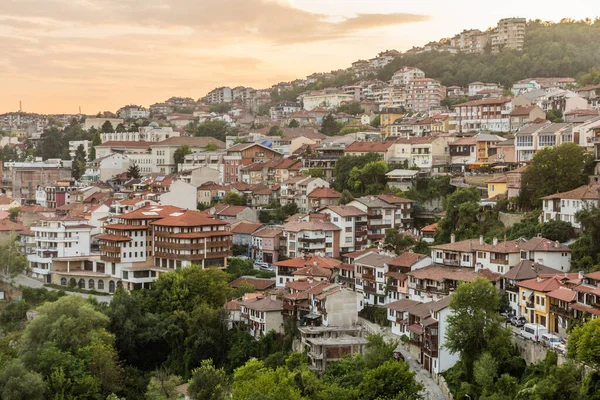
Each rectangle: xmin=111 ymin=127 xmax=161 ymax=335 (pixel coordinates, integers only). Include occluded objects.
xmin=0 ymin=196 xmax=21 ymax=211
xmin=354 ymin=251 xmax=397 ymax=307
xmin=347 ymin=195 xmax=414 ymax=243
xmin=197 ymin=182 xmax=229 ymax=206
xmin=240 ymin=295 xmax=284 ymax=338
xmin=503 ymin=260 xmax=562 ymax=317
xmin=229 ymin=276 xmax=276 ymax=291
xmin=391 ymin=67 xmax=425 ymax=86
xmin=230 ymin=221 xmax=264 ymax=249
xmin=509 ymin=105 xmax=546 ymax=131
xmin=468 ymin=82 xmax=500 ymax=97
xmin=420 ymin=223 xmax=438 ymax=243
xmin=386 ymin=253 xmax=432 ymax=302
xmin=344 ymin=141 xmax=395 ymax=162
xmin=273 ymin=254 xmax=341 ymax=288
xmin=251 ymin=227 xmax=285 ymax=265
xmin=515 ymin=236 xmax=571 ymax=272
xmin=506 ymin=166 xmax=527 ymax=198
xmin=307 ymin=187 xmax=342 ymax=212
xmin=209 ymin=204 xmax=258 ymax=223
xmin=319 ymin=205 xmax=368 ymax=254
xmin=487 ymin=175 xmax=508 ymax=198
xmin=282 ymin=214 xmax=341 ymax=259
xmin=517 ymin=275 xmax=565 ymax=331
xmin=541 ymin=183 xmax=600 ymax=229
xmin=224 ymin=143 xmax=282 ymax=184
xmin=453 ymin=98 xmax=513 ymax=133
xmin=386 ymin=169 xmax=419 ymax=191
xmin=379 ymin=107 xmax=405 ymax=139
xmin=159 ymin=180 xmax=198 ymax=210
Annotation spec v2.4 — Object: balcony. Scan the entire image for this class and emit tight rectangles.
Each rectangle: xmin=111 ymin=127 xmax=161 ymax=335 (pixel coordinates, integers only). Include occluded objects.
xmin=298 ymin=237 xmax=326 ymax=243
xmin=100 ymin=244 xmax=121 ymax=253
xmin=101 ymin=256 xmax=121 ymax=263
xmin=155 ymin=242 xmax=205 ymax=250
xmin=338 ymin=275 xmax=355 ymax=285
xmin=368 ymin=214 xmax=383 ymax=220
xmin=206 ymin=240 xmax=233 ymax=248
xmin=442 ymin=258 xmax=460 ymax=266
xmin=367 ymin=233 xmax=385 ymax=240
xmin=490 ymin=258 xmax=508 ymax=265
xmin=416 ymin=284 xmax=450 ymax=295
xmin=526 ymin=301 xmax=535 ymax=309
xmin=364 ymin=284 xmax=377 ymax=293
xmin=361 ymin=273 xmax=376 ymax=281
xmin=550 ymin=304 xmax=574 ymax=318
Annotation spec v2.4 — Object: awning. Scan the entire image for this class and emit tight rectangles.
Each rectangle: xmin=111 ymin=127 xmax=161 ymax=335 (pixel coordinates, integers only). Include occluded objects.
xmin=408 ymin=324 xmax=424 ymax=335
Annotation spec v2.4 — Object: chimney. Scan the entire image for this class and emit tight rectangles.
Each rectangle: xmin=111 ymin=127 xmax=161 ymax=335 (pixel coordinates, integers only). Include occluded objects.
xmin=450 ymin=233 xmax=455 ymax=243
xmin=479 ymin=235 xmax=484 ymax=245
xmin=270 ymin=293 xmax=277 ymax=301
xmin=579 ymin=271 xmax=584 ymax=280
xmin=537 ymin=233 xmax=542 ymax=238
xmin=493 ymin=237 xmax=498 ymax=246
xmin=554 ymin=240 xmax=560 ymax=248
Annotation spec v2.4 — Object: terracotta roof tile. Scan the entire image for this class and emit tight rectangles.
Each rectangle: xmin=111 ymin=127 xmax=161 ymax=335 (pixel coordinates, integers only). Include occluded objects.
xmin=388 ymin=253 xmax=428 ymax=268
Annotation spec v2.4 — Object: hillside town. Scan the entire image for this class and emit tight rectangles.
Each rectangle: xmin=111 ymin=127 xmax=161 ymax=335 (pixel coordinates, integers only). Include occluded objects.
xmin=2 ymin=14 xmax=600 ymax=400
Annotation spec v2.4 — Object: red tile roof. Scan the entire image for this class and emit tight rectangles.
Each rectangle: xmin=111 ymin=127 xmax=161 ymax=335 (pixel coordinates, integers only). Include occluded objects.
xmin=546 ymin=287 xmax=577 ymax=302
xmin=345 ymin=141 xmax=394 ymax=153
xmin=517 ymin=276 xmax=564 ymax=292
xmin=96 ymin=234 xmax=131 ymax=242
xmin=151 ymin=210 xmax=228 ymax=227
xmin=388 ymin=253 xmax=428 ymax=268
xmin=420 ymin=223 xmax=438 ymax=233
xmin=96 ymin=141 xmax=152 ymax=148
xmin=308 ymin=187 xmax=342 ymax=199
xmin=231 ymin=221 xmax=263 ymax=234
xmin=376 ymin=194 xmax=414 ymax=204
xmin=541 ymin=184 xmax=600 ymax=201
xmin=215 ymin=205 xmax=251 ymax=217
xmin=322 ymin=205 xmax=366 ymax=217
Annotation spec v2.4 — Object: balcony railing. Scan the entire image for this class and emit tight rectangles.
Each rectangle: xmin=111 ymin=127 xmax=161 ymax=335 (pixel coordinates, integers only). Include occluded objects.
xmin=368 ymin=214 xmax=383 ymax=219
xmin=490 ymin=258 xmax=508 ymax=265
xmin=415 ymin=284 xmax=450 ymax=295
xmin=550 ymin=304 xmax=574 ymax=317
xmin=298 ymin=237 xmax=326 ymax=243
xmin=526 ymin=302 xmax=535 ymax=309
xmin=442 ymin=259 xmax=460 ymax=266
xmin=101 ymin=256 xmax=121 ymax=263
xmin=155 ymin=242 xmax=205 ymax=250
xmin=361 ymin=273 xmax=376 ymax=281
xmin=100 ymin=244 xmax=121 ymax=253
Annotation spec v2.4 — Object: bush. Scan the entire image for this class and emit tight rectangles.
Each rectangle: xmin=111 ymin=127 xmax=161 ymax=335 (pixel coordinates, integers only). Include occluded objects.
xmin=359 ymin=305 xmax=390 ymax=327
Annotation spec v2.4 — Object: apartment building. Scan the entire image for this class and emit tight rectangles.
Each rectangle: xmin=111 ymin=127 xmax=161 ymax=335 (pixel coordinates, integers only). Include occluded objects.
xmin=252 ymin=228 xmax=285 ymax=265
xmin=347 ymin=194 xmax=414 ymax=243
xmin=240 ymin=295 xmax=284 ymax=338
xmin=515 ymin=123 xmax=574 ymax=163
xmin=274 ymin=254 xmax=341 ymax=288
xmin=391 ymin=67 xmax=425 ymax=86
xmin=450 ymin=29 xmax=489 ymax=54
xmin=204 ymin=87 xmax=233 ymax=103
xmin=224 ymin=143 xmax=282 ymax=184
xmin=6 ymin=160 xmax=73 ymax=203
xmin=344 ymin=141 xmax=395 ymax=162
xmin=407 ymin=79 xmax=446 ymax=112
xmin=302 ymin=92 xmax=355 ymax=111
xmin=491 ymin=17 xmax=526 ymax=53
xmin=117 ymin=105 xmax=150 ymax=120
xmin=100 ymin=123 xmax=179 ymax=143
xmin=453 ymin=98 xmax=513 ymax=133
xmin=509 ymin=105 xmax=546 ymax=131
xmin=270 ymin=102 xmax=302 ymax=121
xmin=541 ymin=183 xmax=600 ymax=229
xmin=355 ymin=252 xmax=396 ymax=307
xmin=379 ymin=107 xmax=405 ymax=138
xmin=282 ymin=214 xmax=341 ymax=259
xmin=319 ymin=205 xmax=368 ymax=254
xmin=386 ymin=253 xmax=432 ymax=302
xmin=28 ymin=217 xmax=93 ymax=283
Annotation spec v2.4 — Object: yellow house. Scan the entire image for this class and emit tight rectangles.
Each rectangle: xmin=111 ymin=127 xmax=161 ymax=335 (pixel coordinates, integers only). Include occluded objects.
xmin=517 ymin=276 xmax=564 ymax=330
xmin=380 ymin=107 xmax=404 ymax=139
xmin=487 ymin=175 xmax=508 ymax=199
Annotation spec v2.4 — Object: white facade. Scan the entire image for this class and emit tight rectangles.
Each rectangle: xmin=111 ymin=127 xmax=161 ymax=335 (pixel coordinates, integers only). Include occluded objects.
xmin=28 ymin=219 xmax=92 ymax=282
xmin=118 ymin=106 xmax=150 ymax=120
xmin=391 ymin=67 xmax=425 ymax=86
xmin=468 ymin=82 xmax=500 ymax=97
xmin=159 ymin=180 xmax=198 ymax=210
xmin=101 ymin=125 xmax=179 ymax=143
xmin=303 ymin=93 xmax=355 ymax=111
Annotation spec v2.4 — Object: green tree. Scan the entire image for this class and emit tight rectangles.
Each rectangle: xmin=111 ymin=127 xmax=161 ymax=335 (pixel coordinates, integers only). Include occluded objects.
xmin=72 ymin=143 xmax=87 ymax=180
xmin=223 ymin=192 xmax=246 ymax=206
xmin=334 ymin=153 xmax=382 ymax=192
xmin=384 ymin=229 xmax=416 ymax=254
xmin=126 ymin=164 xmax=141 ymax=179
xmin=173 ymin=145 xmax=192 ymax=171
xmin=231 ymin=359 xmax=303 ymax=400
xmin=188 ymin=359 xmax=230 ymax=400
xmin=195 ymin=120 xmax=230 ymax=142
xmin=540 ymin=220 xmax=575 ymax=242
xmin=348 ymin=160 xmax=389 ymax=195
xmin=339 ymin=189 xmax=354 ymax=205
xmin=546 ymin=108 xmax=563 ymax=122
xmin=306 ymin=168 xmax=325 ymax=178
xmin=145 ymin=371 xmax=182 ymax=400
xmin=357 ymin=359 xmax=423 ymax=400
xmin=8 ymin=207 xmax=20 ymax=222
xmin=435 ymin=186 xmax=481 ymax=243
xmin=0 ymin=232 xmax=28 ymax=278
xmin=363 ymin=334 xmax=399 ymax=369
xmin=205 ymin=143 xmax=219 ymax=151
xmin=89 ymin=131 xmax=102 ymax=161
xmin=209 ymin=103 xmax=233 ymax=113
xmin=101 ymin=120 xmax=114 ymax=133
xmin=445 ymin=278 xmax=511 ymax=377
xmin=268 ymin=126 xmax=283 ymax=136
xmin=336 ymin=102 xmax=364 ymax=116
xmin=36 ymin=127 xmax=63 ymax=160
xmin=567 ymin=318 xmax=600 ymax=369
xmin=518 ymin=143 xmax=594 ymax=210
xmin=370 ymin=114 xmax=380 ymax=128
xmin=320 ymin=113 xmax=341 ymax=135
xmin=0 ymin=359 xmax=45 ymax=400
xmin=287 ymin=119 xmax=300 ymax=128
xmin=571 ymin=206 xmax=600 ymax=271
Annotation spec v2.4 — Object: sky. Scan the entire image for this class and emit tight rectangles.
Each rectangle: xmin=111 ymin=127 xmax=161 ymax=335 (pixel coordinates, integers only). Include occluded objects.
xmin=0 ymin=0 xmax=599 ymax=114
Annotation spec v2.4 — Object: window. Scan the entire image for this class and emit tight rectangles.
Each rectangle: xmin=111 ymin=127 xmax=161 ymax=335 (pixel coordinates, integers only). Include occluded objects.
xmin=345 ymin=237 xmax=352 ymax=243
xmin=462 ymin=255 xmax=470 ymax=262
xmin=60 ymin=277 xmax=67 ymax=286
xmin=88 ymin=279 xmax=95 ymax=290
xmin=345 ymin=227 xmax=352 ymax=233
xmin=345 ymin=217 xmax=352 ymax=222
xmin=98 ymin=280 xmax=104 ymax=290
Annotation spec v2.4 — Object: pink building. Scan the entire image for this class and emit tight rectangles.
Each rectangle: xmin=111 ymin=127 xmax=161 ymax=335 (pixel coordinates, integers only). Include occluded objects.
xmin=408 ymin=79 xmax=446 ymax=112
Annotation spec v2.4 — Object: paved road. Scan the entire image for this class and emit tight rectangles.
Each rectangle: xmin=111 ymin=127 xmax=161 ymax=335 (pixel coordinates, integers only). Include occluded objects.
xmin=359 ymin=318 xmax=446 ymax=400
xmin=13 ymin=274 xmax=113 ymax=303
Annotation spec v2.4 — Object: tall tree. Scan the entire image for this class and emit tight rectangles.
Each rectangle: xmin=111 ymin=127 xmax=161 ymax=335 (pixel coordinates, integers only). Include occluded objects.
xmin=287 ymin=119 xmax=300 ymax=128
xmin=445 ymin=278 xmax=511 ymax=377
xmin=195 ymin=120 xmax=230 ymax=142
xmin=0 ymin=232 xmax=28 ymax=279
xmin=36 ymin=127 xmax=63 ymax=160
xmin=0 ymin=360 xmax=45 ymax=400
xmin=320 ymin=113 xmax=341 ymax=135
xmin=126 ymin=164 xmax=141 ymax=179
xmin=357 ymin=359 xmax=423 ymax=400
xmin=518 ymin=143 xmax=594 ymax=210
xmin=72 ymin=144 xmax=87 ymax=180
xmin=188 ymin=359 xmax=230 ymax=400
xmin=435 ymin=187 xmax=481 ymax=243
xmin=88 ymin=131 xmax=102 ymax=161
xmin=173 ymin=145 xmax=192 ymax=171
xmin=101 ymin=120 xmax=114 ymax=133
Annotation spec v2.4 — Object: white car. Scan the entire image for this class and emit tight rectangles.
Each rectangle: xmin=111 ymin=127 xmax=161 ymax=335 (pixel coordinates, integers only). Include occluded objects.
xmin=541 ymin=333 xmax=562 ymax=349
xmin=254 ymin=261 xmax=271 ymax=270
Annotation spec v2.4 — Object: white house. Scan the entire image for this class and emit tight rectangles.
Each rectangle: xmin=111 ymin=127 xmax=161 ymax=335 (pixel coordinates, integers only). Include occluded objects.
xmin=319 ymin=205 xmax=368 ymax=254
xmin=391 ymin=67 xmax=425 ymax=86
xmin=541 ymin=183 xmax=600 ymax=229
xmin=159 ymin=180 xmax=199 ymax=210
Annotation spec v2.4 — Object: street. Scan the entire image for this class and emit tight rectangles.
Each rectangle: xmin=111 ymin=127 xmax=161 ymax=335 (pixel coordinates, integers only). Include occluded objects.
xmin=13 ymin=274 xmax=113 ymax=303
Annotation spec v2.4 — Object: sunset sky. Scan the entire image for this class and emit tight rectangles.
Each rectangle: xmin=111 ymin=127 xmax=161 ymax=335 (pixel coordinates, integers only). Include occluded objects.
xmin=1 ymin=0 xmax=599 ymax=114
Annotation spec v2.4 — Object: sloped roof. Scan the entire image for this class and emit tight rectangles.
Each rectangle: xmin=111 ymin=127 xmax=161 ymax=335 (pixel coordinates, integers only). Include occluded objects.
xmin=503 ymin=260 xmax=561 ymax=281
xmin=388 ymin=253 xmax=428 ymax=268
xmin=345 ymin=141 xmax=394 ymax=152
xmin=541 ymin=184 xmax=600 ymax=201
xmin=229 ymin=276 xmax=275 ymax=290
xmin=230 ymin=221 xmax=263 ymax=234
xmin=420 ymin=223 xmax=438 ymax=233
xmin=150 ymin=210 xmax=228 ymax=227
xmin=518 ymin=276 xmax=564 ymax=292
xmin=308 ymin=187 xmax=342 ymax=199
xmin=274 ymin=254 xmax=341 ymax=269
xmin=240 ymin=296 xmax=283 ymax=312
xmin=355 ymin=252 xmax=395 ymax=268
xmin=321 ymin=205 xmax=366 ymax=217
xmin=516 ymin=236 xmax=570 ymax=252
xmin=253 ymin=228 xmax=283 ymax=238
xmin=546 ymin=287 xmax=577 ymax=302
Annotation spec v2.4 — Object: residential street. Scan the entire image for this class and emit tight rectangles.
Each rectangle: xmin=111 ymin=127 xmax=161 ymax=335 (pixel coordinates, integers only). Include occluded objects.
xmin=360 ymin=318 xmax=447 ymax=400
xmin=13 ymin=274 xmax=113 ymax=303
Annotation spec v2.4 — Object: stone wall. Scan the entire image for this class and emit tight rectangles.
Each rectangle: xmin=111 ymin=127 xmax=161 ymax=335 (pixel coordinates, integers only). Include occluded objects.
xmin=499 ymin=212 xmax=525 ymax=229
xmin=512 ymin=334 xmax=566 ymax=365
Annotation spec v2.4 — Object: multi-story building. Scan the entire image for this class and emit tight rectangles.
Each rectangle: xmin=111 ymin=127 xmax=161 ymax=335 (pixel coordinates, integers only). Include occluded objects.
xmin=407 ymin=79 xmax=446 ymax=112
xmin=347 ymin=195 xmax=414 ymax=243
xmin=68 ymin=140 xmax=93 ymax=159
xmin=5 ymin=160 xmax=73 ymax=203
xmin=240 ymin=295 xmax=284 ymax=338
xmin=490 ymin=17 xmax=526 ymax=53
xmin=274 ymin=254 xmax=341 ymax=288
xmin=270 ymin=102 xmax=302 ymax=121
xmin=509 ymin=105 xmax=546 ymax=131
xmin=453 ymin=98 xmax=513 ymax=133
xmin=117 ymin=105 xmax=150 ymax=120
xmin=150 ymin=137 xmax=226 ymax=175
xmin=468 ymin=82 xmax=500 ymax=97
xmin=380 ymin=107 xmax=405 ymax=138
xmin=302 ymin=91 xmax=355 ymax=111
xmin=355 ymin=252 xmax=396 ymax=307
xmin=450 ymin=29 xmax=489 ymax=54
xmin=307 ymin=187 xmax=341 ymax=212
xmin=391 ymin=67 xmax=425 ymax=86
xmin=100 ymin=122 xmax=179 ymax=143
xmin=83 ymin=117 xmax=123 ymax=131
xmin=252 ymin=228 xmax=285 ymax=265
xmin=35 ymin=180 xmax=78 ymax=209
xmin=344 ymin=141 xmax=395 ymax=162
xmin=224 ymin=143 xmax=282 ymax=184
xmin=149 ymin=103 xmax=175 ymax=116
xmin=28 ymin=217 xmax=93 ymax=283
xmin=204 ymin=87 xmax=233 ymax=103
xmin=282 ymin=214 xmax=341 ymax=259
xmin=541 ymin=183 xmax=600 ymax=229
xmin=319 ymin=205 xmax=368 ymax=254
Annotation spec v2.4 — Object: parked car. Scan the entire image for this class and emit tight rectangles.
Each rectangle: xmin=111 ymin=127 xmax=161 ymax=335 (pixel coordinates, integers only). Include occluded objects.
xmin=510 ymin=316 xmax=527 ymax=327
xmin=254 ymin=261 xmax=272 ymax=271
xmin=541 ymin=333 xmax=562 ymax=349
xmin=520 ymin=323 xmax=548 ymax=342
